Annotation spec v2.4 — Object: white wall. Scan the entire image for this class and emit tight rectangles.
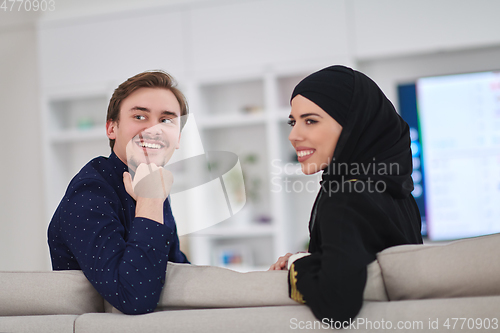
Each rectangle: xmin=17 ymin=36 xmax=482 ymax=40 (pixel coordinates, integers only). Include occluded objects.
xmin=0 ymin=12 xmax=47 ymax=270
xmin=351 ymin=0 xmax=500 ymax=103
xmin=38 ymin=9 xmax=187 ymax=88
xmin=188 ymin=0 xmax=352 ymax=73
xmin=351 ymin=0 xmax=500 ymax=59
xmin=358 ymin=45 xmax=500 ymax=106
xmin=2 ymin=0 xmax=500 ymax=270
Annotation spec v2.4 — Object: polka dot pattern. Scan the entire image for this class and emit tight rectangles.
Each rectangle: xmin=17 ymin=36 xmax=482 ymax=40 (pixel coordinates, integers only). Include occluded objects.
xmin=48 ymin=153 xmax=189 ymax=315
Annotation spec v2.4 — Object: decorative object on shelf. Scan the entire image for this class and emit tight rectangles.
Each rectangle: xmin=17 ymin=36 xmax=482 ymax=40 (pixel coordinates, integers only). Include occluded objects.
xmin=77 ymin=116 xmax=94 ymax=130
xmin=212 ymin=244 xmax=253 ymax=268
xmin=255 ymin=214 xmax=272 ymax=224
xmin=219 ymin=152 xmax=262 ymax=226
xmin=224 ymin=163 xmax=245 ymax=206
xmin=240 ymin=105 xmax=263 ymax=114
xmin=241 ymin=153 xmax=261 ymax=203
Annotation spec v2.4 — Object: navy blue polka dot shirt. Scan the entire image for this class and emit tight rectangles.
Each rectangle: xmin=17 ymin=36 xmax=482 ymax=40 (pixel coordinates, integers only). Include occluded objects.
xmin=48 ymin=152 xmax=189 ymax=314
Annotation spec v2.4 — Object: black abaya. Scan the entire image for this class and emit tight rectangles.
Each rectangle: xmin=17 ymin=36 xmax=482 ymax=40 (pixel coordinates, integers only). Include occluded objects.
xmin=288 ymin=66 xmax=423 ymax=322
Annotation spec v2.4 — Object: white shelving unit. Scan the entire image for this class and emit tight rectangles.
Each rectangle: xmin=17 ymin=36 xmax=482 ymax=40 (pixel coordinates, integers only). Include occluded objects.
xmin=177 ymin=70 xmax=322 ymax=271
xmin=41 ymin=70 xmax=323 ymax=272
xmin=42 ymin=84 xmax=115 ymax=220
xmin=36 ymin=0 xmax=355 ymax=272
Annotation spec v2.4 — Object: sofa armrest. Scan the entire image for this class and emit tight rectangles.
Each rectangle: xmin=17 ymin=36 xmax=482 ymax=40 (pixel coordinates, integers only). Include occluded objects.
xmin=377 ymin=232 xmax=500 ymax=301
xmin=0 ymin=270 xmax=104 ymax=316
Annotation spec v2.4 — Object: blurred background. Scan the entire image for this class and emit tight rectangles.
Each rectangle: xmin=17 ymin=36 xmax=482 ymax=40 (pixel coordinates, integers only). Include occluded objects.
xmin=1 ymin=0 xmax=499 ymax=271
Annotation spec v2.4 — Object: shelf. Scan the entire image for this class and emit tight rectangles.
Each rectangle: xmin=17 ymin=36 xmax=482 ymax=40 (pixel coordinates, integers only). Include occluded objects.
xmin=191 ymin=223 xmax=275 ymax=238
xmin=198 ymin=79 xmax=264 ymax=122
xmin=219 ymin=264 xmax=271 ymax=273
xmin=49 ymin=127 xmax=106 ymax=143
xmin=198 ymin=113 xmax=266 ymax=129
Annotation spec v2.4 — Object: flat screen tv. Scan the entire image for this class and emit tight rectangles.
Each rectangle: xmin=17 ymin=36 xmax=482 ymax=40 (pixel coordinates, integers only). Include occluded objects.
xmin=398 ymin=70 xmax=500 ymax=241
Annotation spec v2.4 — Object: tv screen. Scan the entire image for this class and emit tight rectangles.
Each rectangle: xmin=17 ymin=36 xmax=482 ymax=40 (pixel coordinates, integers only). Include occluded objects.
xmin=398 ymin=70 xmax=500 ymax=241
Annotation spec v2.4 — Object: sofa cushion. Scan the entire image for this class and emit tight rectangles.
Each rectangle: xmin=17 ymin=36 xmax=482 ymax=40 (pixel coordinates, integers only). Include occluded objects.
xmin=377 ymin=232 xmax=500 ymax=301
xmin=363 ymin=260 xmax=388 ymax=301
xmin=78 ymin=306 xmax=320 ymax=333
xmin=0 ymin=315 xmax=78 ymax=333
xmin=134 ymin=259 xmax=385 ymax=312
xmin=357 ymin=295 xmax=500 ymax=332
xmin=156 ymin=263 xmax=298 ymax=310
xmin=79 ymin=295 xmax=500 ymax=333
xmin=0 ymin=270 xmax=104 ymax=315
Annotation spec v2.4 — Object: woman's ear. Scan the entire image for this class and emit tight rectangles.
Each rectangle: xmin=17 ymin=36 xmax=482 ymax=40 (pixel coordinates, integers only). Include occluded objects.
xmin=106 ymin=120 xmax=117 ymax=140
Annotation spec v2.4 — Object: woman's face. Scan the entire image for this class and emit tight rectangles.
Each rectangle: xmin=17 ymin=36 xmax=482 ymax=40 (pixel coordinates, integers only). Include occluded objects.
xmin=288 ymin=94 xmax=343 ymax=175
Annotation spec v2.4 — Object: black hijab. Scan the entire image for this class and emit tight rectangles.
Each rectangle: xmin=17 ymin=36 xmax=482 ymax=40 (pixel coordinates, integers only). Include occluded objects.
xmin=287 ymin=66 xmax=422 ymax=323
xmin=291 ymin=65 xmax=414 ymax=199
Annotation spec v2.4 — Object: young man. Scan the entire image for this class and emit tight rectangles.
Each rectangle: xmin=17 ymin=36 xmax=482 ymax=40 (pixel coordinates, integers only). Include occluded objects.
xmin=48 ymin=71 xmax=189 ymax=315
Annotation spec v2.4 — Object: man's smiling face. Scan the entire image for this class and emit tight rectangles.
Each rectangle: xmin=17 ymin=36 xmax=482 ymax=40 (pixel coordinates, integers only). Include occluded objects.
xmin=106 ymin=87 xmax=181 ymax=170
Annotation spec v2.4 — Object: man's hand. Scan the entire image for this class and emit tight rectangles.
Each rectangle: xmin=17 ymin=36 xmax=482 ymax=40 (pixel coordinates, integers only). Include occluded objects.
xmin=268 ymin=253 xmax=293 ymax=271
xmin=123 ymin=163 xmax=173 ymax=200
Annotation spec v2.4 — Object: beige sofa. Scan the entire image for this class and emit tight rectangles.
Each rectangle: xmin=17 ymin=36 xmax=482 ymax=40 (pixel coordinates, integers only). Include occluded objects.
xmin=1 ymin=233 xmax=499 ymax=333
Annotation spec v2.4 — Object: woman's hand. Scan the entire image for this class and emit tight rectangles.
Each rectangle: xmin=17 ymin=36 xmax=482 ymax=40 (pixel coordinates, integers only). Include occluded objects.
xmin=268 ymin=253 xmax=293 ymax=271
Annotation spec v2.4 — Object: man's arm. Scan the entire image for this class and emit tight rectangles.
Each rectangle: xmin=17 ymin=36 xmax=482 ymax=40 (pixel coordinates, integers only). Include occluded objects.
xmin=122 ymin=164 xmax=189 ymax=263
xmin=136 ymin=197 xmax=165 ymax=224
xmin=123 ymin=164 xmax=174 ymax=225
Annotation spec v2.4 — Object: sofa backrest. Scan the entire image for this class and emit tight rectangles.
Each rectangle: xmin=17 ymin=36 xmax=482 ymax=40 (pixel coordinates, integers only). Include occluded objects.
xmin=0 ymin=270 xmax=104 ymax=316
xmin=363 ymin=260 xmax=389 ymax=301
xmin=102 ymin=261 xmax=388 ymax=313
xmin=377 ymin=232 xmax=500 ymax=301
xmin=158 ymin=260 xmax=389 ymax=311
xmin=156 ymin=263 xmax=298 ymax=310
xmin=6 ymin=233 xmax=497 ymax=316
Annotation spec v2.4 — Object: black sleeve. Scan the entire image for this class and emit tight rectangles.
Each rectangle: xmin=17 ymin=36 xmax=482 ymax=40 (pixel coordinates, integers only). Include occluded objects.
xmin=288 ymin=192 xmax=384 ymax=323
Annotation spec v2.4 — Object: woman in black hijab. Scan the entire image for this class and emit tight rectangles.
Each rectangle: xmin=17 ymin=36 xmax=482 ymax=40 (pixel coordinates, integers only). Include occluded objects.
xmin=269 ymin=65 xmax=423 ymax=322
